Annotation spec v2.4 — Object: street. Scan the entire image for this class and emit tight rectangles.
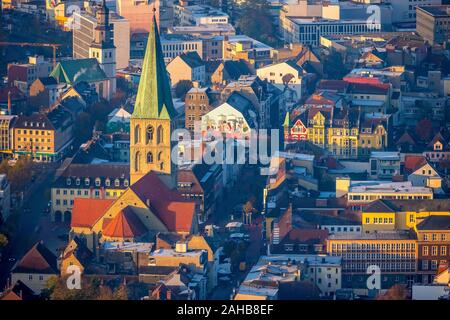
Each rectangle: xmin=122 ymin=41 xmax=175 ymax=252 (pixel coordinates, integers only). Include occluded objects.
xmin=0 ymin=164 xmax=68 ymax=291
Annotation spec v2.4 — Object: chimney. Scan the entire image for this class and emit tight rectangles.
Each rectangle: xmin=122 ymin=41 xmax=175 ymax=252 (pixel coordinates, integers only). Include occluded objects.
xmin=7 ymin=90 xmax=11 ymax=115
xmin=166 ymin=289 xmax=172 ymax=300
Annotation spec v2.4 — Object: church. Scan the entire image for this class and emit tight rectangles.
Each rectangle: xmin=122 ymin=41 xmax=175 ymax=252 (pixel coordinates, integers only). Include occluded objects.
xmin=70 ymin=15 xmax=198 ymax=252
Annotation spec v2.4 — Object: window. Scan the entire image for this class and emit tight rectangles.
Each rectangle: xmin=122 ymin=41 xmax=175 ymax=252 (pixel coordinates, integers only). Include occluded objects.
xmin=134 ymin=125 xmax=141 ymax=144
xmin=95 ymin=178 xmax=101 ymax=187
xmin=422 ymin=246 xmax=429 ymax=256
xmin=157 ymin=125 xmax=164 ymax=144
xmin=440 ymin=246 xmax=447 ymax=256
xmin=115 ymin=179 xmax=120 ymax=187
xmin=147 ymin=152 xmax=153 ymax=163
xmin=146 ymin=126 xmax=154 ymax=144
xmin=105 ymin=179 xmax=110 ymax=187
xmin=432 ymin=246 xmax=438 ymax=256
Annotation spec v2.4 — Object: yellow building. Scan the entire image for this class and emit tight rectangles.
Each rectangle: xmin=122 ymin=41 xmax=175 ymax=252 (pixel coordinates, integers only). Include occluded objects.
xmin=358 ymin=117 xmax=388 ymax=157
xmin=51 ymin=163 xmax=129 ymax=223
xmin=130 ymin=16 xmax=177 ymax=185
xmin=362 ymin=199 xmax=450 ymax=234
xmin=0 ymin=115 xmax=16 ymax=157
xmin=307 ymin=108 xmax=331 ymax=148
xmin=59 ymin=238 xmax=92 ymax=277
xmin=13 ymin=109 xmax=73 ymax=162
xmin=327 ymin=108 xmax=360 ymax=158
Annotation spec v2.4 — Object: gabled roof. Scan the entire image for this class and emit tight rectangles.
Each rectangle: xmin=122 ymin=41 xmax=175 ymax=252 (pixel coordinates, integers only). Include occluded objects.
xmin=0 ymin=280 xmax=37 ymax=301
xmin=71 ymin=198 xmax=114 ymax=228
xmin=404 ymin=155 xmax=428 ymax=174
xmin=130 ymin=171 xmax=196 ymax=233
xmin=178 ymin=51 xmax=204 ymax=68
xmin=131 ymin=16 xmax=176 ymax=120
xmin=50 ymin=58 xmax=107 ymax=85
xmin=12 ymin=242 xmax=58 ymax=275
xmin=102 ymin=207 xmax=147 ymax=239
xmin=416 ymin=216 xmax=450 ymax=231
xmin=426 ymin=131 xmax=450 ymax=151
xmin=363 ymin=199 xmax=397 ymax=213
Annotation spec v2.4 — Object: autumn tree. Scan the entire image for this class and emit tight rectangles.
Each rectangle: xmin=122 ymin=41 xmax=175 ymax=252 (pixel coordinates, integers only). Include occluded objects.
xmin=0 ymin=233 xmax=8 ymax=248
xmin=415 ymin=118 xmax=433 ymax=142
xmin=376 ymin=284 xmax=409 ymax=300
xmin=0 ymin=156 xmax=33 ymax=193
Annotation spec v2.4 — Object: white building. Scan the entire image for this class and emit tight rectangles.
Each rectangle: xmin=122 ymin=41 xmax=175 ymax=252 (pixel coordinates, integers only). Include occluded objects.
xmin=174 ymin=4 xmax=229 ymax=26
xmin=234 ymin=254 xmax=342 ymax=299
xmin=161 ymin=35 xmax=203 ymax=63
xmin=256 ymin=60 xmax=307 ymax=101
xmin=281 ymin=17 xmax=381 ymax=46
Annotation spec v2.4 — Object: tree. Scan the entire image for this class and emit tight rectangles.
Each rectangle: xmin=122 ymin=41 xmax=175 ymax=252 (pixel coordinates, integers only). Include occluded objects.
xmin=376 ymin=284 xmax=408 ymax=300
xmin=6 ymin=156 xmax=33 ymax=193
xmin=235 ymin=0 xmax=279 ymax=47
xmin=415 ymin=118 xmax=433 ymax=142
xmin=0 ymin=233 xmax=8 ymax=248
xmin=174 ymin=80 xmax=193 ymax=100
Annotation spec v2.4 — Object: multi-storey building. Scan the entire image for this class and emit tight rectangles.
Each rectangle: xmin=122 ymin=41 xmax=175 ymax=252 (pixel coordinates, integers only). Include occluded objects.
xmin=116 ymin=0 xmax=174 ymax=33
xmin=184 ymin=87 xmax=218 ymax=132
xmin=415 ymin=216 xmax=450 ymax=284
xmin=327 ymin=108 xmax=360 ymax=159
xmin=361 ymin=199 xmax=450 ymax=234
xmin=281 ymin=17 xmax=381 ymax=46
xmin=336 ymin=177 xmax=434 ymax=210
xmin=161 ymin=35 xmax=203 ymax=63
xmin=51 ymin=163 xmax=129 ymax=223
xmin=12 ymin=108 xmax=74 ymax=163
xmin=0 ymin=115 xmax=17 ymax=159
xmin=72 ymin=3 xmax=130 ymax=69
xmin=327 ymin=232 xmax=418 ymax=290
xmin=7 ymin=56 xmax=53 ymax=92
xmin=416 ymin=5 xmax=450 ymax=45
xmin=369 ymin=151 xmax=401 ymax=180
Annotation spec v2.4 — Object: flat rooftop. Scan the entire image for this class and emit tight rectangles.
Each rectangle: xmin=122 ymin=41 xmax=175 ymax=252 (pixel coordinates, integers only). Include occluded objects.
xmin=329 ymin=231 xmax=415 ymax=240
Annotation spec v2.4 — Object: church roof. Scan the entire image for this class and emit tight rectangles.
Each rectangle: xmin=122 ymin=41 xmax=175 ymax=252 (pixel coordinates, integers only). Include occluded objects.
xmin=130 ymin=171 xmax=196 ymax=233
xmin=50 ymin=58 xmax=107 ymax=85
xmin=71 ymin=198 xmax=115 ymax=228
xmin=102 ymin=207 xmax=147 ymax=239
xmin=132 ymin=16 xmax=176 ymax=120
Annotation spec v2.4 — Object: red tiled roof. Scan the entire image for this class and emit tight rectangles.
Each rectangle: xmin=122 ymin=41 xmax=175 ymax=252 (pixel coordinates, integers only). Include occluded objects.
xmin=102 ymin=207 xmax=147 ymax=239
xmin=285 ymin=229 xmax=329 ymax=243
xmin=71 ymin=198 xmax=114 ymax=228
xmin=12 ymin=242 xmax=58 ymax=274
xmin=347 ymin=82 xmax=390 ymax=95
xmin=404 ymin=155 xmax=427 ymax=174
xmin=130 ymin=171 xmax=196 ymax=233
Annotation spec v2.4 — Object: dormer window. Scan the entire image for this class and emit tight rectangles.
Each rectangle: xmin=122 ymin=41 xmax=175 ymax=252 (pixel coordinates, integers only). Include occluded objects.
xmin=124 ymin=179 xmax=129 ymax=187
xmin=105 ymin=179 xmax=110 ymax=187
xmin=76 ymin=178 xmax=80 ymax=186
xmin=115 ymin=179 xmax=120 ymax=187
xmin=85 ymin=178 xmax=90 ymax=186
xmin=66 ymin=178 xmax=71 ymax=186
xmin=434 ymin=142 xmax=442 ymax=151
xmin=95 ymin=178 xmax=101 ymax=187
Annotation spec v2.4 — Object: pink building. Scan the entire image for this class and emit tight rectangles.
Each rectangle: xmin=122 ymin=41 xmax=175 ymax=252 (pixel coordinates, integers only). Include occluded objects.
xmin=116 ymin=0 xmax=172 ymax=33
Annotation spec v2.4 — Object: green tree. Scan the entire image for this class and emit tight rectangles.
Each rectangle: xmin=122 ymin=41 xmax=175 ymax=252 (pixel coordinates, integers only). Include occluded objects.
xmin=7 ymin=156 xmax=33 ymax=192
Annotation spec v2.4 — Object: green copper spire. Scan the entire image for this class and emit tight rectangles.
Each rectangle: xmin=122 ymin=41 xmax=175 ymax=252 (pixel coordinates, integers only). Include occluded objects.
xmin=132 ymin=16 xmax=176 ymax=120
xmin=283 ymin=111 xmax=290 ymax=127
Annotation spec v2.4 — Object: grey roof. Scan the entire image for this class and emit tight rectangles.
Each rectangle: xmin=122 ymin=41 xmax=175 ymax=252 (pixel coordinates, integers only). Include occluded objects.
xmin=416 ymin=216 xmax=450 ymax=231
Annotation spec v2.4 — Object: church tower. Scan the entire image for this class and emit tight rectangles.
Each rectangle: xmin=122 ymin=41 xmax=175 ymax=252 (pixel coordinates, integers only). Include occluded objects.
xmin=89 ymin=0 xmax=116 ymax=100
xmin=130 ymin=13 xmax=177 ymax=186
